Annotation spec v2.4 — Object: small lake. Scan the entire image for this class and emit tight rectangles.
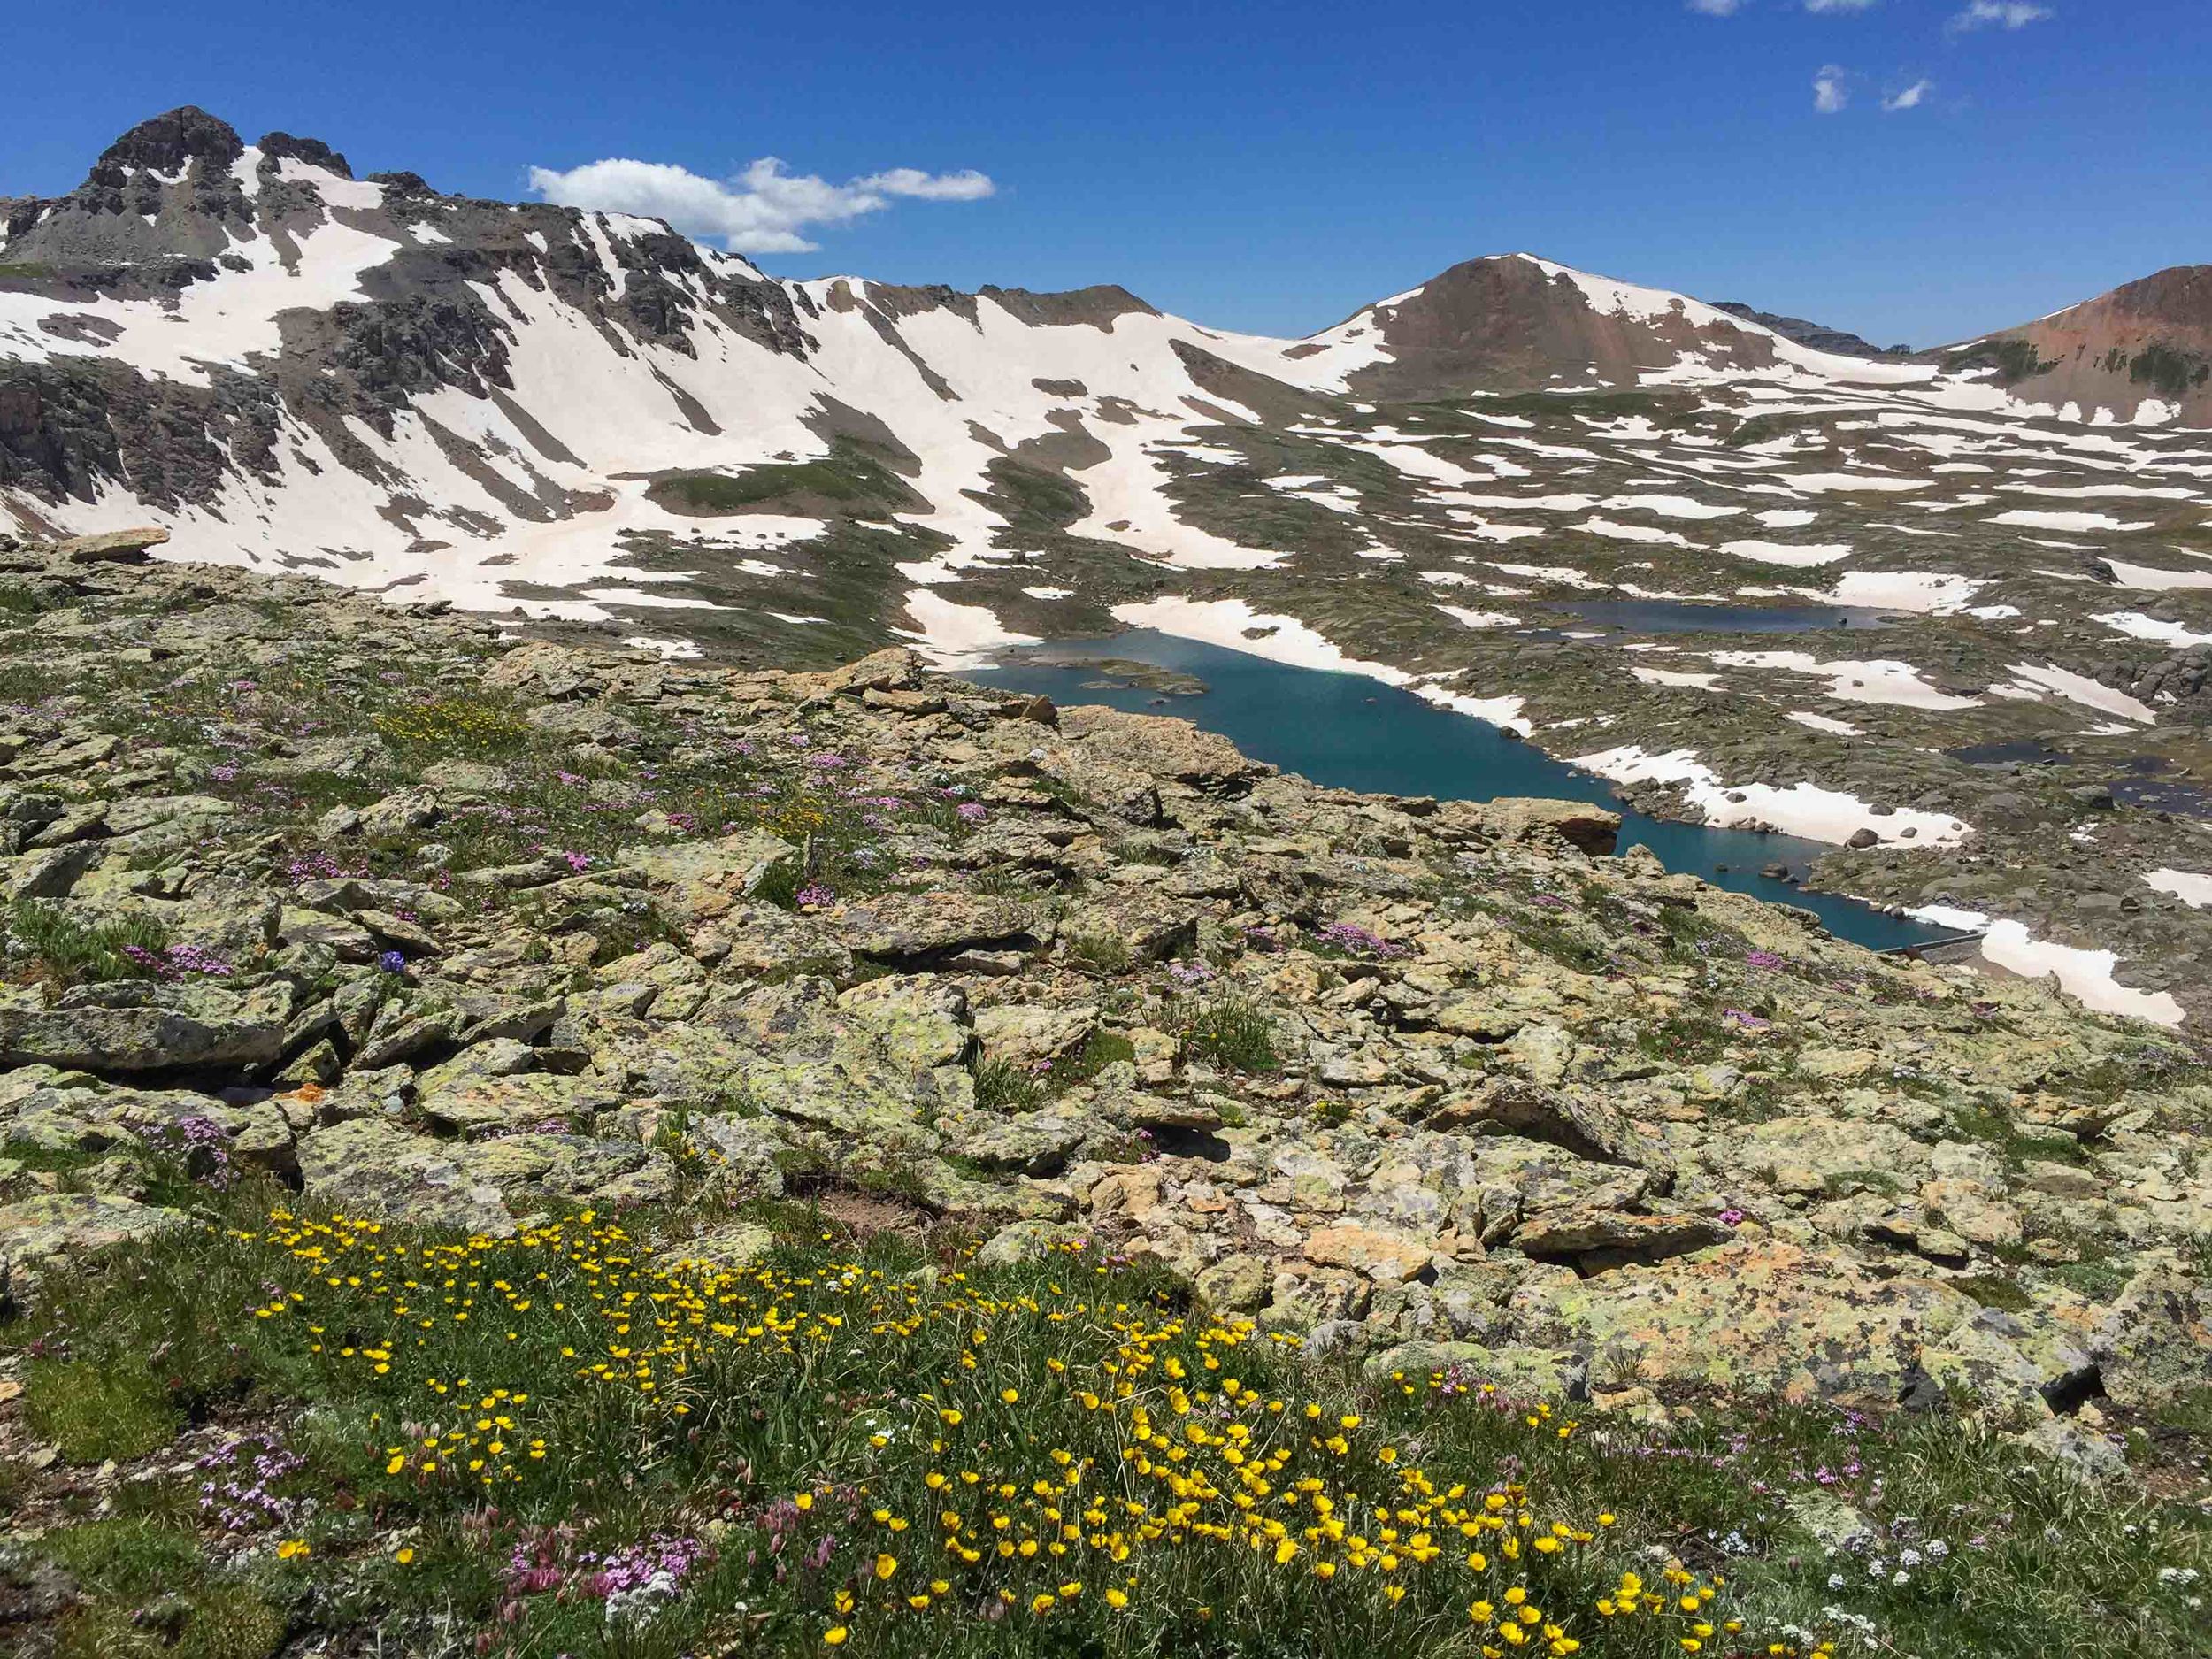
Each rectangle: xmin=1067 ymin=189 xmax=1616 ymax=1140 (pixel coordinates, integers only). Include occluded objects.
xmin=1559 ymin=601 xmax=1900 ymax=635
xmin=976 ymin=631 xmax=1948 ymax=953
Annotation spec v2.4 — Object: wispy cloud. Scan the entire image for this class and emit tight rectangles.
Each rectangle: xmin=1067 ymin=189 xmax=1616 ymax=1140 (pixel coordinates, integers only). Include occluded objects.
xmin=1949 ymin=1 xmax=2053 ymax=30
xmin=1882 ymin=78 xmax=1936 ymax=111
xmin=1805 ymin=0 xmax=1879 ymax=12
xmin=526 ymin=156 xmax=996 ymax=254
xmin=1686 ymin=0 xmax=1747 ymax=15
xmin=1813 ymin=65 xmax=1852 ymax=113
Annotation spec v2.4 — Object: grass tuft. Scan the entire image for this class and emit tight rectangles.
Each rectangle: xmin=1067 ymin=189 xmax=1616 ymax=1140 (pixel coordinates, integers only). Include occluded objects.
xmin=3 ymin=898 xmax=170 ymax=988
xmin=1177 ymin=993 xmax=1280 ymax=1073
xmin=23 ymin=1358 xmax=182 ymax=1463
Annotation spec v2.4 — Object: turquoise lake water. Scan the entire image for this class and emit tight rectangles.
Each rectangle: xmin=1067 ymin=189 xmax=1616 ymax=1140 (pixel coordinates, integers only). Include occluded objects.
xmin=973 ymin=631 xmax=1947 ymax=953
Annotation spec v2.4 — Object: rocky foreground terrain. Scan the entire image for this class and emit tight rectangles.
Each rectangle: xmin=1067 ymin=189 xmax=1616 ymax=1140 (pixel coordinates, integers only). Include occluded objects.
xmin=1 ymin=533 xmax=2209 ymax=1657
xmin=4 ymin=527 xmax=2210 ymax=1424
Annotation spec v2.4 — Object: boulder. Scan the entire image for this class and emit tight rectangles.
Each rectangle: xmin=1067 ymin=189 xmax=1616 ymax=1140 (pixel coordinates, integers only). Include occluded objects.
xmin=972 ymin=1003 xmax=1098 ymax=1071
xmin=0 ymin=1192 xmax=190 ymax=1305
xmin=1475 ymin=798 xmax=1622 ymax=856
xmin=832 ymin=891 xmax=1038 ymax=962
xmin=52 ymin=526 xmax=169 ymax=565
xmin=1367 ymin=1340 xmax=1589 ymax=1402
xmin=1512 ymin=1209 xmax=1732 ymax=1269
xmin=297 ymin=1119 xmax=673 ymax=1235
xmin=0 ymin=983 xmax=287 ymax=1074
xmin=1509 ymin=1240 xmax=1977 ymax=1406
xmin=618 ymin=831 xmax=798 ymax=926
xmin=1053 ymin=705 xmax=1272 ymax=792
xmin=1302 ymin=1222 xmax=1435 ymax=1285
xmin=2093 ymin=1263 xmax=2212 ymax=1408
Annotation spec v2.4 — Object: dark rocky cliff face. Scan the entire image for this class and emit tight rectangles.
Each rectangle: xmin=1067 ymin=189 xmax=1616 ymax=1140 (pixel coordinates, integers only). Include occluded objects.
xmin=0 ymin=108 xmax=821 ymax=519
xmin=1709 ymin=301 xmax=1911 ymax=360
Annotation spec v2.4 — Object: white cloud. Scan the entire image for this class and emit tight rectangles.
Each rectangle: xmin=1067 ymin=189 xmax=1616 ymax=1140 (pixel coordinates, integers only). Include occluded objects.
xmin=526 ymin=155 xmax=995 ymax=254
xmin=1805 ymin=0 xmax=1879 ymax=11
xmin=1949 ymin=1 xmax=2053 ymax=29
xmin=1883 ymin=78 xmax=1936 ymax=110
xmin=1813 ymin=65 xmax=1851 ymax=113
xmin=1686 ymin=0 xmax=1747 ymax=14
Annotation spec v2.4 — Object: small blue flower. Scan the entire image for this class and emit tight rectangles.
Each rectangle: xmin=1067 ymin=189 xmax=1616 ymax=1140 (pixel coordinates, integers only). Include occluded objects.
xmin=377 ymin=949 xmax=407 ymax=974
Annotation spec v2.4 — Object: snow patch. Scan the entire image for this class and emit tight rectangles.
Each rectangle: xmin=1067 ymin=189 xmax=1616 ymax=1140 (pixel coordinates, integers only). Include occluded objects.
xmin=2145 ymin=869 xmax=2212 ymax=909
xmin=1572 ymin=745 xmax=1970 ymax=848
xmin=894 ymin=590 xmax=1038 ymax=666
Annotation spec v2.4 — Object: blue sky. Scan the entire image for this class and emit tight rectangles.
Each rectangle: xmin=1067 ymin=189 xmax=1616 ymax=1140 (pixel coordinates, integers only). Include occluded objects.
xmin=6 ymin=1 xmax=2202 ymax=345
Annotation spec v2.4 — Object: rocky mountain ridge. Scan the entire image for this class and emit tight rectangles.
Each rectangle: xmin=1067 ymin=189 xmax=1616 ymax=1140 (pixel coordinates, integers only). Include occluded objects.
xmin=1941 ymin=264 xmax=2212 ymax=427
xmin=3 ymin=530 xmax=2208 ymax=1478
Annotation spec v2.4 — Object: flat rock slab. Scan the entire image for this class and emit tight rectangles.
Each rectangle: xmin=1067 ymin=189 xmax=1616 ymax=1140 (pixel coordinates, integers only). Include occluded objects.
xmin=0 ymin=987 xmax=287 ymax=1073
xmin=832 ymin=891 xmax=1038 ymax=960
xmin=298 ymin=1119 xmax=673 ymax=1235
xmin=620 ymin=832 xmax=797 ymax=926
xmin=1509 ymin=1240 xmax=1977 ymax=1406
xmin=0 ymin=1191 xmax=191 ymax=1304
xmin=1053 ymin=705 xmax=1272 ymax=790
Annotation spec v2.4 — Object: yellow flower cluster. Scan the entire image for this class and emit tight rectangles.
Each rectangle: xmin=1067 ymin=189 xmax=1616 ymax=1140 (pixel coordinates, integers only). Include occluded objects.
xmin=370 ymin=695 xmax=527 ymax=753
xmin=244 ymin=1216 xmax=1833 ymax=1656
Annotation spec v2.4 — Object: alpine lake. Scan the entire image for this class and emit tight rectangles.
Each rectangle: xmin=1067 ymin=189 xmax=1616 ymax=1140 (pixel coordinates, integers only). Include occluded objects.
xmin=974 ymin=630 xmax=1950 ymax=953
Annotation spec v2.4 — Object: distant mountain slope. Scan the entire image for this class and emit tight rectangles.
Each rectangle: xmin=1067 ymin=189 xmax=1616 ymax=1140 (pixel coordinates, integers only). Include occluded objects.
xmin=0 ymin=107 xmax=2196 ymax=631
xmin=1709 ymin=301 xmax=1910 ymax=361
xmin=1296 ymin=256 xmax=1938 ymax=400
xmin=1938 ymin=265 xmax=2212 ymax=425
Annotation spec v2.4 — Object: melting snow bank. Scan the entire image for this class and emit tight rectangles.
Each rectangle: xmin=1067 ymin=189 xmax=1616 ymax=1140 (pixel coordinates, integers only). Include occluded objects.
xmin=1571 ymin=744 xmax=1971 ymax=849
xmin=1110 ymin=596 xmax=1531 ymax=733
xmin=1904 ymin=904 xmax=2186 ymax=1028
xmin=2094 ymin=611 xmax=2212 ymax=649
xmin=2006 ymin=663 xmax=2158 ymax=725
xmin=895 ymin=589 xmax=1040 ymax=668
xmin=2145 ymin=869 xmax=2212 ymax=910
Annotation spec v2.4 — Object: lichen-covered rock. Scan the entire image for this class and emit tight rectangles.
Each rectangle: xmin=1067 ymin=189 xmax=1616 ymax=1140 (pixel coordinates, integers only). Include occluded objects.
xmin=1366 ymin=1340 xmax=1590 ymax=1402
xmin=971 ymin=1003 xmax=1097 ymax=1071
xmin=0 ymin=1191 xmax=190 ymax=1305
xmin=2093 ymin=1263 xmax=2212 ymax=1408
xmin=296 ymin=1119 xmax=673 ymax=1234
xmin=1302 ymin=1222 xmax=1436 ymax=1285
xmin=1508 ymin=1241 xmax=1978 ymax=1406
xmin=619 ymin=832 xmax=798 ymax=926
xmin=0 ymin=983 xmax=288 ymax=1073
xmin=831 ymin=891 xmax=1038 ymax=962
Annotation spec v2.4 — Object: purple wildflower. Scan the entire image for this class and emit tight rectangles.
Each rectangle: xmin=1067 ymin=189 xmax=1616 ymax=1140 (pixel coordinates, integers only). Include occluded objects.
xmin=122 ymin=943 xmax=234 ymax=979
xmin=1316 ymin=921 xmax=1412 ymax=959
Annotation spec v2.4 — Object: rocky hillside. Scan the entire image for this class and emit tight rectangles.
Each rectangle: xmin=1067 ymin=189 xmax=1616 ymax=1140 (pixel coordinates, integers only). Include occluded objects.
xmin=2 ymin=533 xmax=2209 ymax=1657
xmin=1938 ymin=265 xmax=2212 ymax=426
xmin=1708 ymin=302 xmax=1910 ymax=360
xmin=4 ymin=529 xmax=2208 ymax=1425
